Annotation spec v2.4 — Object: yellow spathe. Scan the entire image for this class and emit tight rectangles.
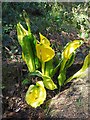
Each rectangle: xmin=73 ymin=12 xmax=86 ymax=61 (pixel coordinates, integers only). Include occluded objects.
xmin=36 ymin=33 xmax=55 ymax=62
xmin=25 ymin=81 xmax=46 ymax=108
xmin=39 ymin=33 xmax=50 ymax=46
xmin=36 ymin=43 xmax=55 ymax=62
xmin=63 ymin=40 xmax=83 ymax=60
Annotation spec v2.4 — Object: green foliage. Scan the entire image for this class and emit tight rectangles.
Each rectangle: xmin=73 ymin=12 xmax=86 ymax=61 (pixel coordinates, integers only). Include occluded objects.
xmin=64 ymin=53 xmax=90 ymax=85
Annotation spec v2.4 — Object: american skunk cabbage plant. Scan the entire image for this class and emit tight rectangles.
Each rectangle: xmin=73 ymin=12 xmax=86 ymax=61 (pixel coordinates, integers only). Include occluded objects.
xmin=17 ymin=11 xmax=89 ymax=108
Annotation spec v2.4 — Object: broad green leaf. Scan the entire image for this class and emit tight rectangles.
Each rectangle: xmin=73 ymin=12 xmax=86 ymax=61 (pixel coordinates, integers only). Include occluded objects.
xmin=25 ymin=81 xmax=46 ymax=108
xmin=64 ymin=53 xmax=90 ymax=85
xmin=44 ymin=59 xmax=54 ymax=77
xmin=39 ymin=33 xmax=50 ymax=46
xmin=17 ymin=23 xmax=35 ymax=72
xmin=21 ymin=36 xmax=35 ymax=72
xmin=36 ymin=43 xmax=55 ymax=62
xmin=17 ymin=19 xmax=39 ymax=72
xmin=43 ymin=75 xmax=57 ymax=90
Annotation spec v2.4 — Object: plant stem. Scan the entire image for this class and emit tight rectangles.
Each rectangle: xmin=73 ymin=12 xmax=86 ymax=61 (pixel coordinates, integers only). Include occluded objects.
xmin=60 ymin=59 xmax=67 ymax=71
xmin=42 ymin=62 xmax=45 ymax=75
xmin=51 ymin=61 xmax=61 ymax=78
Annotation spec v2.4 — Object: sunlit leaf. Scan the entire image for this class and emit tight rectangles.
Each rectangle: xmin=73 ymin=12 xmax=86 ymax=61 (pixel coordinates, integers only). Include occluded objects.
xmin=25 ymin=81 xmax=46 ymax=108
xmin=17 ymin=23 xmax=28 ymax=46
xmin=17 ymin=23 xmax=36 ymax=72
xmin=60 ymin=40 xmax=84 ymax=72
xmin=44 ymin=59 xmax=54 ymax=77
xmin=81 ymin=53 xmax=90 ymax=71
xmin=43 ymin=75 xmax=57 ymax=90
xmin=21 ymin=36 xmax=35 ymax=72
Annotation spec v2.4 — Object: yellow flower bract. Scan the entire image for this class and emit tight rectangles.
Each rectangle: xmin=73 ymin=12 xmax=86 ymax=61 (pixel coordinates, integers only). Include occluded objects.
xmin=39 ymin=33 xmax=50 ymax=46
xmin=36 ymin=33 xmax=55 ymax=62
xmin=25 ymin=81 xmax=46 ymax=108
xmin=63 ymin=40 xmax=83 ymax=59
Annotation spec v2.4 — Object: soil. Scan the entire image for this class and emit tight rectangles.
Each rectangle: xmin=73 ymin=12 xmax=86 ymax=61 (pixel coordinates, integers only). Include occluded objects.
xmin=2 ymin=61 xmax=57 ymax=120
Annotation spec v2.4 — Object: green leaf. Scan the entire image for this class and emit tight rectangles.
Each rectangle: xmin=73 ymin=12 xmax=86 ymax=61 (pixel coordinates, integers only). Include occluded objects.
xmin=29 ymin=70 xmax=43 ymax=78
xmin=65 ymin=53 xmax=75 ymax=69
xmin=17 ymin=22 xmax=28 ymax=46
xmin=23 ymin=10 xmax=31 ymax=34
xmin=58 ymin=40 xmax=84 ymax=86
xmin=58 ymin=70 xmax=66 ymax=86
xmin=44 ymin=59 xmax=54 ymax=77
xmin=43 ymin=75 xmax=57 ymax=90
xmin=17 ymin=22 xmax=36 ymax=72
xmin=22 ymin=78 xmax=29 ymax=85
xmin=81 ymin=53 xmax=90 ymax=71
xmin=21 ymin=36 xmax=35 ymax=72
xmin=25 ymin=81 xmax=46 ymax=108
